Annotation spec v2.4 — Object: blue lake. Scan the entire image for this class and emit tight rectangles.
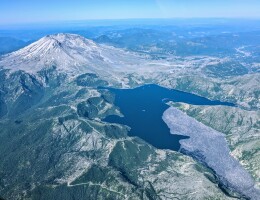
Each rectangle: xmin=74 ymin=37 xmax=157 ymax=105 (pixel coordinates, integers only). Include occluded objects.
xmin=104 ymin=84 xmax=234 ymax=151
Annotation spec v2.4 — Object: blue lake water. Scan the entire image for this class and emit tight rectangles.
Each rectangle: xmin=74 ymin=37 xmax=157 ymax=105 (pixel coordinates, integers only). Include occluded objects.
xmin=104 ymin=84 xmax=234 ymax=151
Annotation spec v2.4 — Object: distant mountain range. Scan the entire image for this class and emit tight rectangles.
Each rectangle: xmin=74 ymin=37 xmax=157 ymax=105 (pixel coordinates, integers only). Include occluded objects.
xmin=0 ymin=37 xmax=30 ymax=55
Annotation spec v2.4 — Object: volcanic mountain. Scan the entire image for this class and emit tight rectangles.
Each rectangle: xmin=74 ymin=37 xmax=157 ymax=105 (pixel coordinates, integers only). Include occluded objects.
xmin=0 ymin=33 xmax=147 ymax=75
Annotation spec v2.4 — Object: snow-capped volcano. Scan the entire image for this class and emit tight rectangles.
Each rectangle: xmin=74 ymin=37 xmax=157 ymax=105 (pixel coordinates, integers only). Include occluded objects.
xmin=12 ymin=33 xmax=100 ymax=59
xmin=0 ymin=33 xmax=146 ymax=74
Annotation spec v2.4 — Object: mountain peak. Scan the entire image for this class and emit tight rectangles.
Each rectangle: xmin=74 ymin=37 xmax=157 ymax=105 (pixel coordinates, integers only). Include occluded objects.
xmin=0 ymin=33 xmax=105 ymax=73
xmin=41 ymin=33 xmax=97 ymax=49
xmin=14 ymin=33 xmax=99 ymax=59
xmin=0 ymin=33 xmax=146 ymax=77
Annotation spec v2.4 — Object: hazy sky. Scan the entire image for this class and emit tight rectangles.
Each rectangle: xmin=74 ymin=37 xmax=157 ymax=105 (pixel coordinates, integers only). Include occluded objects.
xmin=1 ymin=0 xmax=260 ymax=24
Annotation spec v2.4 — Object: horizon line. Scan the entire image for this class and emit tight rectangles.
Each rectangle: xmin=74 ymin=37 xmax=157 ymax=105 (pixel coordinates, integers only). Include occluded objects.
xmin=1 ymin=17 xmax=260 ymax=26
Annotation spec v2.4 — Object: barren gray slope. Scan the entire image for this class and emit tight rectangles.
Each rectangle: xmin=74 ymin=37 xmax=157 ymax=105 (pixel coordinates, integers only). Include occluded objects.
xmin=163 ymin=107 xmax=260 ymax=200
